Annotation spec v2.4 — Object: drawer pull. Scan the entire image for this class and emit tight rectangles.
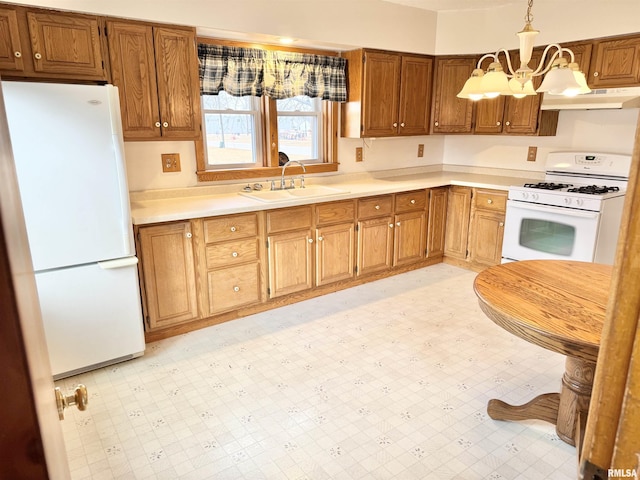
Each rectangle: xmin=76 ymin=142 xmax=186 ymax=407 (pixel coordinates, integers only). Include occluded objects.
xmin=499 ymin=222 xmax=504 ymax=227
xmin=155 ymin=122 xmax=161 ymax=128
xmin=308 ymin=238 xmax=314 ymax=243
xmin=375 ymin=205 xmax=380 ymax=210
xmin=14 ymin=51 xmax=21 ymax=58
xmin=163 ymin=122 xmax=169 ymax=128
xmin=232 ymin=252 xmax=238 ymax=258
xmin=487 ymin=199 xmax=493 ymax=204
xmin=34 ymin=52 xmax=42 ymax=60
xmin=593 ymin=71 xmax=599 ymax=77
xmin=233 ymin=286 xmax=240 ymax=292
xmin=230 ymin=226 xmax=237 ymax=232
xmin=318 ymin=236 xmax=324 ymax=241
xmin=396 ymin=222 xmax=401 ymax=227
xmin=393 ymin=122 xmax=398 ymax=128
xmin=434 ymin=121 xmax=439 ymax=127
xmin=389 ymin=223 xmax=394 ymax=228
xmin=185 ymin=232 xmax=192 ymax=239
xmin=400 ymin=122 xmax=405 ymax=127
xmin=410 ymin=199 xmax=416 ymax=204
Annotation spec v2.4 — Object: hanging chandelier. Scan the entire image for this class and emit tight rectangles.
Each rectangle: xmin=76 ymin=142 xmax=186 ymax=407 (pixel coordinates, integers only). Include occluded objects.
xmin=457 ymin=0 xmax=591 ymax=101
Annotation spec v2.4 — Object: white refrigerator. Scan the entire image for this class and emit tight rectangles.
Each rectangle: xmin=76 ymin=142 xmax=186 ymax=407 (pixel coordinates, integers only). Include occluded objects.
xmin=3 ymin=81 xmax=145 ymax=379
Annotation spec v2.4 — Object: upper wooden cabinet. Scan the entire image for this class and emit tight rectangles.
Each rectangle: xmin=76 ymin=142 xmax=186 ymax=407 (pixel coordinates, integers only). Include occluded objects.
xmin=0 ymin=5 xmax=107 ymax=81
xmin=341 ymin=49 xmax=433 ymax=138
xmin=431 ymin=56 xmax=476 ymax=134
xmin=106 ymin=20 xmax=201 ymax=140
xmin=589 ymin=34 xmax=640 ymax=88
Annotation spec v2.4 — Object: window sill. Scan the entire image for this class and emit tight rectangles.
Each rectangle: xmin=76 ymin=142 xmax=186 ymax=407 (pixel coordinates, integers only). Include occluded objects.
xmin=196 ymin=163 xmax=338 ymax=182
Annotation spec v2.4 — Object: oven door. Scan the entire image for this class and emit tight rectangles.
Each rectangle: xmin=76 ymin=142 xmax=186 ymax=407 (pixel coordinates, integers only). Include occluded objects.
xmin=502 ymin=199 xmax=601 ymax=262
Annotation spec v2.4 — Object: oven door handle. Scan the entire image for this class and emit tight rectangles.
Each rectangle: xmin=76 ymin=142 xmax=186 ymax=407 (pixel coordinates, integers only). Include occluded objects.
xmin=508 ymin=201 xmax=600 ymax=219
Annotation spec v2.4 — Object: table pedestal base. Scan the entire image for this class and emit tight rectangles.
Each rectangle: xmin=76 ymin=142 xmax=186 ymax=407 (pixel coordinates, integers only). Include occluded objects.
xmin=487 ymin=357 xmax=596 ymax=447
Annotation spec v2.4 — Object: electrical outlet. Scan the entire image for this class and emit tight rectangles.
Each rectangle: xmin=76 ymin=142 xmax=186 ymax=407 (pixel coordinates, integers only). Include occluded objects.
xmin=162 ymin=153 xmax=181 ymax=172
xmin=355 ymin=147 xmax=363 ymax=162
xmin=527 ymin=146 xmax=538 ymax=162
xmin=417 ymin=144 xmax=424 ymax=157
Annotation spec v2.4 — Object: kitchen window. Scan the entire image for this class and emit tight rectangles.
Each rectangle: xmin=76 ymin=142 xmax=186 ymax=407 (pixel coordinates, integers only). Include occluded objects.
xmin=195 ymin=39 xmax=345 ymax=182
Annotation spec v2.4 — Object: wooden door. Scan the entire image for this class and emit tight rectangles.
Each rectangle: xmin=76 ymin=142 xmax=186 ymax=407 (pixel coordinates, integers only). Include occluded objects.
xmin=267 ymin=230 xmax=313 ymax=298
xmin=503 ymin=49 xmax=543 ymax=135
xmin=138 ymin=222 xmax=199 ymax=329
xmin=468 ymin=210 xmax=505 ymax=266
xmin=589 ymin=34 xmax=640 ymax=88
xmin=26 ymin=10 xmax=106 ymax=80
xmin=316 ymin=222 xmax=355 ymax=286
xmin=427 ymin=187 xmax=447 ymax=258
xmin=393 ymin=210 xmax=426 ymax=266
xmin=444 ymin=186 xmax=472 ymax=259
xmin=0 ymin=7 xmax=24 ymax=72
xmin=398 ymin=55 xmax=433 ymax=136
xmin=154 ymin=26 xmax=202 ymax=139
xmin=107 ymin=21 xmax=161 ymax=139
xmin=431 ymin=57 xmax=475 ymax=133
xmin=361 ymin=51 xmax=401 ymax=137
xmin=357 ymin=216 xmax=393 ymax=276
xmin=1 ymin=83 xmax=70 ymax=479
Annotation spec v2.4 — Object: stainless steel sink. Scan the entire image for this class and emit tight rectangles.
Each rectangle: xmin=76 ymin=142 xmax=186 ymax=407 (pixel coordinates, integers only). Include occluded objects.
xmin=238 ymin=185 xmax=349 ymax=203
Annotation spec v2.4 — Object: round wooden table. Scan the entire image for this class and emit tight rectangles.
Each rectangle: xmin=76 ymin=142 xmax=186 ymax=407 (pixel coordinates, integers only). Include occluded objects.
xmin=473 ymin=260 xmax=612 ymax=446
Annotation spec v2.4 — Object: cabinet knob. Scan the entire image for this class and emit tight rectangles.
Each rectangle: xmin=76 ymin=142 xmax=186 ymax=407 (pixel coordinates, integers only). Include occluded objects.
xmin=396 ymin=221 xmax=401 ymax=227
xmin=34 ymin=52 xmax=42 ymax=60
xmin=393 ymin=122 xmax=398 ymax=128
xmin=593 ymin=71 xmax=599 ymax=77
xmin=230 ymin=226 xmax=237 ymax=232
xmin=487 ymin=199 xmax=493 ymax=204
xmin=389 ymin=223 xmax=394 ymax=228
xmin=232 ymin=252 xmax=238 ymax=258
xmin=308 ymin=238 xmax=314 ymax=243
xmin=185 ymin=232 xmax=192 ymax=238
xmin=496 ymin=121 xmax=501 ymax=126
xmin=434 ymin=121 xmax=439 ymax=127
xmin=233 ymin=286 xmax=240 ymax=292
xmin=318 ymin=236 xmax=324 ymax=241
xmin=499 ymin=222 xmax=504 ymax=227
xmin=163 ymin=122 xmax=169 ymax=128
xmin=505 ymin=121 xmax=511 ymax=126
xmin=155 ymin=122 xmax=161 ymax=128
xmin=14 ymin=51 xmax=21 ymax=58
xmin=375 ymin=205 xmax=380 ymax=210
xmin=400 ymin=122 xmax=405 ymax=127
xmin=410 ymin=199 xmax=416 ymax=204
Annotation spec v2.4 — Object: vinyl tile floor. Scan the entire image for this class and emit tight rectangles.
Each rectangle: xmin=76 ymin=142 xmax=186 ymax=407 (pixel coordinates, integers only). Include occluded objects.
xmin=56 ymin=264 xmax=578 ymax=479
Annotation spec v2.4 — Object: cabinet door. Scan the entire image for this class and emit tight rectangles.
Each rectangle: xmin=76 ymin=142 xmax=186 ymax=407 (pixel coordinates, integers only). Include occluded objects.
xmin=431 ymin=57 xmax=475 ymax=133
xmin=503 ymin=49 xmax=543 ymax=135
xmin=357 ymin=216 xmax=393 ymax=276
xmin=398 ymin=55 xmax=433 ymax=136
xmin=107 ymin=21 xmax=161 ymax=139
xmin=474 ymin=96 xmax=505 ymax=134
xmin=444 ymin=186 xmax=472 ymax=259
xmin=154 ymin=26 xmax=202 ymax=138
xmin=589 ymin=35 xmax=640 ymax=88
xmin=362 ymin=51 xmax=401 ymax=137
xmin=26 ymin=11 xmax=106 ymax=79
xmin=268 ymin=230 xmax=313 ymax=298
xmin=0 ymin=7 xmax=24 ymax=72
xmin=393 ymin=211 xmax=426 ymax=266
xmin=138 ymin=222 xmax=199 ymax=329
xmin=468 ymin=210 xmax=505 ymax=267
xmin=427 ymin=187 xmax=447 ymax=258
xmin=316 ymin=223 xmax=355 ymax=286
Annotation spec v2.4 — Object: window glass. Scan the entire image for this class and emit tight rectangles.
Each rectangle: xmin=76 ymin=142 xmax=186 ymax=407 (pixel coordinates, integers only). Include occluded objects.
xmin=276 ymin=96 xmax=322 ymax=163
xmin=202 ymin=91 xmax=261 ymax=168
xmin=519 ymin=219 xmax=575 ymax=256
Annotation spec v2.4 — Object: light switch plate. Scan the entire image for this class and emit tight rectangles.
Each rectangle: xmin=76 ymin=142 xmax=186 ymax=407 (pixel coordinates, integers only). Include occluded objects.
xmin=527 ymin=146 xmax=537 ymax=162
xmin=417 ymin=144 xmax=424 ymax=157
xmin=162 ymin=153 xmax=181 ymax=172
xmin=355 ymin=147 xmax=363 ymax=162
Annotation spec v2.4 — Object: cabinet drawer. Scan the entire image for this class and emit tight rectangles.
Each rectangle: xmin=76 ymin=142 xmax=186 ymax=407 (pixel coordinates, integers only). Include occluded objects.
xmin=207 ymin=263 xmax=260 ymax=314
xmin=395 ymin=190 xmax=427 ymax=213
xmin=315 ymin=200 xmax=355 ymax=225
xmin=473 ymin=189 xmax=507 ymax=212
xmin=358 ymin=195 xmax=393 ymax=219
xmin=204 ymin=213 xmax=258 ymax=243
xmin=267 ymin=206 xmax=312 ymax=233
xmin=206 ymin=238 xmax=258 ymax=269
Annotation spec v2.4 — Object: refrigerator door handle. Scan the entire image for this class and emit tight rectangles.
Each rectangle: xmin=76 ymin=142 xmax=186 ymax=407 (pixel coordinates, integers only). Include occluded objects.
xmin=98 ymin=257 xmax=139 ymax=270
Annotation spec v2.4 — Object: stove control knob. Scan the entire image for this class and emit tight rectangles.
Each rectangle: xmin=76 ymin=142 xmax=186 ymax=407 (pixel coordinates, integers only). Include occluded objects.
xmin=531 ymin=193 xmax=539 ymax=201
xmin=564 ymin=197 xmax=572 ymax=205
xmin=576 ymin=199 xmax=584 ymax=207
xmin=522 ymin=192 xmax=529 ymax=200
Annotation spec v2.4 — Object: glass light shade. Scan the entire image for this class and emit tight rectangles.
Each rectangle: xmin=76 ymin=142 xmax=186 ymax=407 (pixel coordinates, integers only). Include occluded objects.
xmin=568 ymin=62 xmax=592 ymax=95
xmin=508 ymin=78 xmax=536 ymax=98
xmin=479 ymin=62 xmax=512 ymax=98
xmin=517 ymin=23 xmax=539 ymax=67
xmin=457 ymin=68 xmax=485 ymax=100
xmin=537 ymin=63 xmax=583 ymax=96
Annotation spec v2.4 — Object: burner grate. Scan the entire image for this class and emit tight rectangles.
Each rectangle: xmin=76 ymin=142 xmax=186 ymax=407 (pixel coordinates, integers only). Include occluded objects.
xmin=523 ymin=182 xmax=572 ymax=190
xmin=566 ymin=185 xmax=620 ymax=195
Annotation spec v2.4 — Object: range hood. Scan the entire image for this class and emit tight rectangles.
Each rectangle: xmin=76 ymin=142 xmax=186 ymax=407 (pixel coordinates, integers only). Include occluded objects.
xmin=540 ymin=86 xmax=640 ymax=110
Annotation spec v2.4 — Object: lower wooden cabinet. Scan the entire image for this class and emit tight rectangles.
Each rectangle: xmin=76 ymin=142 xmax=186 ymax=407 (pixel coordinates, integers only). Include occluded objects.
xmin=315 ymin=201 xmax=356 ymax=286
xmin=394 ymin=210 xmax=426 ymax=266
xmin=357 ymin=215 xmax=394 ymax=275
xmin=207 ymin=263 xmax=261 ymax=313
xmin=444 ymin=186 xmax=507 ymax=270
xmin=426 ymin=187 xmax=447 ymax=258
xmin=137 ymin=221 xmax=199 ymax=330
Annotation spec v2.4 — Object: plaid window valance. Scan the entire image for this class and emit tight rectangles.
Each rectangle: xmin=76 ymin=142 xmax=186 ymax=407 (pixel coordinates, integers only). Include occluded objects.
xmin=198 ymin=44 xmax=347 ymax=102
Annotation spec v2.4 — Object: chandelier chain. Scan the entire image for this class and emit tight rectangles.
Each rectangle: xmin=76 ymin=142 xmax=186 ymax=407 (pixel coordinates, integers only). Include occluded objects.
xmin=524 ymin=0 xmax=534 ymax=24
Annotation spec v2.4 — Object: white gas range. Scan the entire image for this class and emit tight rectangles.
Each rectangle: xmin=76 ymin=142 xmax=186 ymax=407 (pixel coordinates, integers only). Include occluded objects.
xmin=502 ymin=151 xmax=631 ymax=265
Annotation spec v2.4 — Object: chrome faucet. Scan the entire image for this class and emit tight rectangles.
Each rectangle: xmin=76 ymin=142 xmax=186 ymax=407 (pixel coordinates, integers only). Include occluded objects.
xmin=279 ymin=160 xmax=306 ymax=190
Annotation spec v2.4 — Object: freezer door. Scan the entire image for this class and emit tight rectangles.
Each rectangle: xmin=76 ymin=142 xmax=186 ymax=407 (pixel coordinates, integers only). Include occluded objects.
xmin=3 ymin=81 xmax=134 ymax=270
xmin=35 ymin=260 xmax=145 ymax=379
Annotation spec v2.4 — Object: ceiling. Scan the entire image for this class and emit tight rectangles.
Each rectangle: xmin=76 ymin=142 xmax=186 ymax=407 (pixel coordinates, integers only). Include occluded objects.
xmin=379 ymin=0 xmax=518 ymax=12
